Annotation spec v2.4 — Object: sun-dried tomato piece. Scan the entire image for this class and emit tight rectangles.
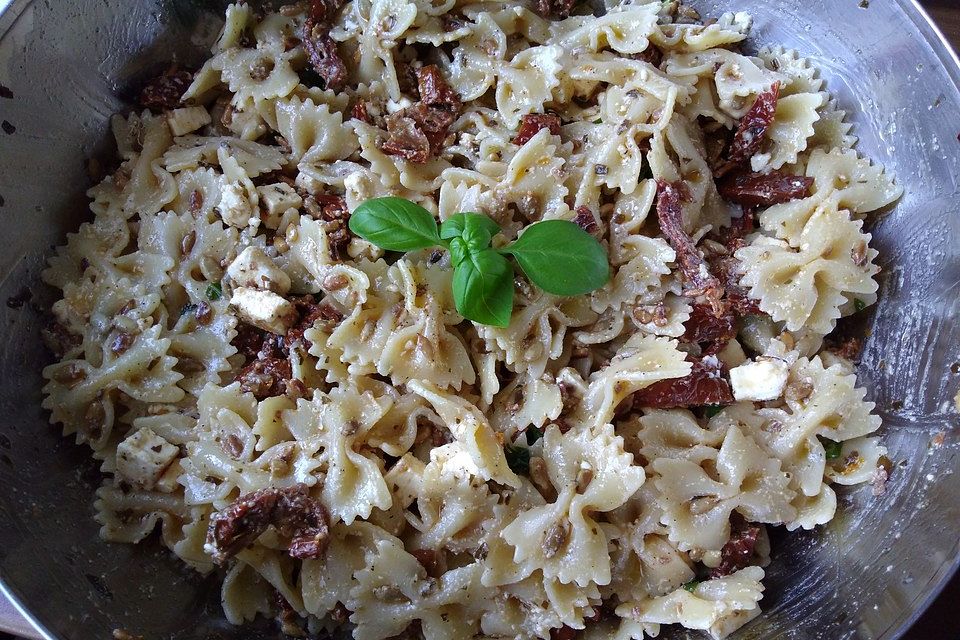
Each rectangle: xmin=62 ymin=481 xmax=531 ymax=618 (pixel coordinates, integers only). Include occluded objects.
xmin=380 ymin=114 xmax=431 ymax=163
xmin=418 ymin=65 xmax=461 ymax=112
xmin=207 ymin=484 xmax=330 ymax=563
xmin=513 ymin=113 xmax=562 ymax=145
xmin=724 ymin=82 xmax=780 ymax=167
xmin=235 ymin=353 xmax=292 ymax=400
xmin=287 ymin=295 xmax=342 ymax=345
xmin=302 ymin=29 xmax=347 ymax=90
xmin=683 ymin=302 xmax=736 ymax=353
xmin=232 ymin=323 xmax=267 ymax=361
xmin=138 ymin=68 xmax=192 ymax=111
xmin=656 ymin=180 xmax=725 ymax=316
xmin=305 ymin=195 xmax=352 ymax=259
xmin=350 ymin=100 xmax=371 ymax=124
xmin=410 ymin=548 xmax=448 ymax=578
xmin=550 ymin=626 xmax=577 ymax=640
xmin=633 ymin=355 xmax=734 ymax=409
xmin=631 ymin=44 xmax=663 ymax=68
xmin=718 ymin=170 xmax=813 ymax=207
xmin=573 ymin=205 xmax=599 ymax=234
xmin=302 ymin=0 xmax=348 ymax=90
xmin=534 ymin=0 xmax=576 ymax=19
xmin=379 ymin=65 xmax=461 ymax=163
xmin=712 ymin=255 xmax=762 ymax=316
xmin=709 ymin=514 xmax=761 ymax=578
xmin=826 ymin=336 xmax=864 ymax=361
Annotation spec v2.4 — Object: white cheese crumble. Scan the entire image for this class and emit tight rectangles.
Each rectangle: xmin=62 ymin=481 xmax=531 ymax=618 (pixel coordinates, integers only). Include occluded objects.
xmin=227 ymin=246 xmax=291 ymax=295
xmin=729 ymin=358 xmax=790 ymax=402
xmin=229 ymin=286 xmax=297 ymax=335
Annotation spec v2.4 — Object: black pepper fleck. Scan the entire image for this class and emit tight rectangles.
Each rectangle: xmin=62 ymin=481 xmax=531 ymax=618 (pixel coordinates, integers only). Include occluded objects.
xmin=1 ymin=120 xmax=14 ymax=135
xmin=0 ymin=84 xmax=11 ymax=99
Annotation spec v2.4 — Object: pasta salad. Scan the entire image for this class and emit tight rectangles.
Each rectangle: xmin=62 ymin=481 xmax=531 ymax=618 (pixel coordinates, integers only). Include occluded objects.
xmin=41 ymin=0 xmax=901 ymax=638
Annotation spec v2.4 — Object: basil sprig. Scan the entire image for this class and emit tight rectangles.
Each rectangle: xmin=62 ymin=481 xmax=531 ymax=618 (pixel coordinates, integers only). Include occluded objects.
xmin=348 ymin=197 xmax=610 ymax=327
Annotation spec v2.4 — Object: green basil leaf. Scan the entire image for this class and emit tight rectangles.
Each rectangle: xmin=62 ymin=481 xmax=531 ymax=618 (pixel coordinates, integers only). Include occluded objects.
xmin=819 ymin=436 xmax=843 ymax=460
xmin=501 ymin=220 xmax=610 ymax=296
xmin=703 ymin=405 xmax=724 ymax=418
xmin=683 ymin=580 xmax=700 ymax=593
xmin=525 ymin=425 xmax=544 ymax=445
xmin=205 ymin=281 xmax=223 ymax=301
xmin=453 ymin=248 xmax=514 ymax=327
xmin=440 ymin=212 xmax=500 ymax=253
xmin=504 ymin=443 xmax=530 ymax=475
xmin=348 ymin=197 xmax=440 ymax=252
xmin=449 ymin=237 xmax=470 ymax=269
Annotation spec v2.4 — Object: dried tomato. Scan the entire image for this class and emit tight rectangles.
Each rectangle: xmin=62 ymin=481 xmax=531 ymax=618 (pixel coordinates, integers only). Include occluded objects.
xmin=725 ymin=82 xmax=780 ymax=166
xmin=302 ymin=0 xmax=348 ymax=90
xmin=718 ymin=170 xmax=813 ymax=207
xmin=513 ymin=113 xmax=562 ymax=145
xmin=656 ymin=180 xmax=725 ymax=316
xmin=683 ymin=302 xmax=737 ymax=354
xmin=379 ymin=65 xmax=462 ymax=163
xmin=138 ymin=68 xmax=192 ymax=111
xmin=350 ymin=100 xmax=371 ymax=124
xmin=206 ymin=484 xmax=330 ymax=563
xmin=633 ymin=355 xmax=734 ymax=409
xmin=287 ymin=295 xmax=342 ymax=345
xmin=380 ymin=114 xmax=432 ymax=163
xmin=631 ymin=44 xmax=663 ymax=68
xmin=573 ymin=205 xmax=599 ymax=234
xmin=709 ymin=514 xmax=761 ymax=578
xmin=534 ymin=0 xmax=576 ymax=19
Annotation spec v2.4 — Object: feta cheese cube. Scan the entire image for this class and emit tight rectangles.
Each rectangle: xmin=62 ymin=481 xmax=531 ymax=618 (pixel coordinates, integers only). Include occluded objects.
xmin=166 ymin=106 xmax=212 ymax=136
xmin=116 ymin=428 xmax=179 ymax=490
xmin=226 ymin=246 xmax=291 ymax=294
xmin=230 ymin=286 xmax=297 ymax=335
xmin=256 ymin=183 xmax=302 ymax=229
xmin=729 ymin=358 xmax=790 ymax=402
xmin=219 ymin=183 xmax=256 ymax=228
xmin=153 ymin=460 xmax=183 ymax=493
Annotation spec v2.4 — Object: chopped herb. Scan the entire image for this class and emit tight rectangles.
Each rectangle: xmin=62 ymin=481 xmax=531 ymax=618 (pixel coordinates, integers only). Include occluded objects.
xmin=703 ymin=405 xmax=724 ymax=418
xmin=180 ymin=302 xmax=198 ymax=316
xmin=206 ymin=282 xmax=223 ymax=301
xmin=594 ymin=164 xmax=609 ymax=176
xmin=683 ymin=580 xmax=700 ymax=592
xmin=504 ymin=444 xmax=530 ymax=475
xmin=525 ymin=425 xmax=544 ymax=445
xmin=820 ymin=436 xmax=843 ymax=460
xmin=593 ymin=118 xmax=602 ymax=124
xmin=854 ymin=298 xmax=867 ymax=312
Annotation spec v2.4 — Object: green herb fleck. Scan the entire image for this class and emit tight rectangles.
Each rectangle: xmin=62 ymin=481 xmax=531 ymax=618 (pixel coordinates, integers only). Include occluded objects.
xmin=683 ymin=580 xmax=700 ymax=593
xmin=854 ymin=298 xmax=867 ymax=312
xmin=205 ymin=282 xmax=223 ymax=301
xmin=703 ymin=405 xmax=724 ymax=418
xmin=504 ymin=444 xmax=531 ymax=475
xmin=593 ymin=118 xmax=602 ymax=124
xmin=526 ymin=425 xmax=544 ymax=445
xmin=820 ymin=436 xmax=843 ymax=460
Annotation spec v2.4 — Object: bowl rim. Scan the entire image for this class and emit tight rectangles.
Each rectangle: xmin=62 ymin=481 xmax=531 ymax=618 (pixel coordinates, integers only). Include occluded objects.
xmin=0 ymin=0 xmax=957 ymax=639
